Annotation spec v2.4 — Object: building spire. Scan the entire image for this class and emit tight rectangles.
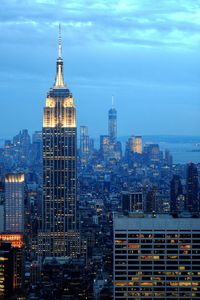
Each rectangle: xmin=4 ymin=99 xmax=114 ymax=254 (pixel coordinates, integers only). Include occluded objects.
xmin=58 ymin=23 xmax=62 ymax=59
xmin=112 ymin=95 xmax=114 ymax=108
xmin=54 ymin=24 xmax=65 ymax=88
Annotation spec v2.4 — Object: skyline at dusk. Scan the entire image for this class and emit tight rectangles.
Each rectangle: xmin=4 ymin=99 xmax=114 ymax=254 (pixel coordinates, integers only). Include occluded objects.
xmin=0 ymin=2 xmax=200 ymax=298
xmin=1 ymin=0 xmax=200 ymax=138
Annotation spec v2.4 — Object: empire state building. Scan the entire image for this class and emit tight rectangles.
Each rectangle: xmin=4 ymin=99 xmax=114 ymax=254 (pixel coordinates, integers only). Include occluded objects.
xmin=39 ymin=27 xmax=79 ymax=258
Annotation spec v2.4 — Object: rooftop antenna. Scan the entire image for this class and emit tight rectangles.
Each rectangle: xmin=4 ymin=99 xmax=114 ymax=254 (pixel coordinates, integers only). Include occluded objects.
xmin=112 ymin=95 xmax=114 ymax=108
xmin=58 ymin=23 xmax=62 ymax=58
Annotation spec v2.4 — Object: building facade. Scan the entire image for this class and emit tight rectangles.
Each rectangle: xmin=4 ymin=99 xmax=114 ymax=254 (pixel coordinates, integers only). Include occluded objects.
xmin=5 ymin=173 xmax=25 ymax=233
xmin=170 ymin=175 xmax=184 ymax=213
xmin=80 ymin=126 xmax=89 ymax=155
xmin=186 ymin=163 xmax=199 ymax=213
xmin=114 ymin=213 xmax=200 ymax=299
xmin=39 ymin=27 xmax=79 ymax=259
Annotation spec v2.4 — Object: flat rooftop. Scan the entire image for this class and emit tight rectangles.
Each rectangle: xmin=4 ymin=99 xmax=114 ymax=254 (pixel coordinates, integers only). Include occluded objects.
xmin=114 ymin=213 xmax=200 ymax=231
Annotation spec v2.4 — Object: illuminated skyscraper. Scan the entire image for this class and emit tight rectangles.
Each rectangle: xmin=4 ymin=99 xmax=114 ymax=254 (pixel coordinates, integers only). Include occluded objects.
xmin=5 ymin=173 xmax=25 ymax=233
xmin=108 ymin=96 xmax=117 ymax=144
xmin=133 ymin=136 xmax=142 ymax=154
xmin=40 ymin=26 xmax=79 ymax=258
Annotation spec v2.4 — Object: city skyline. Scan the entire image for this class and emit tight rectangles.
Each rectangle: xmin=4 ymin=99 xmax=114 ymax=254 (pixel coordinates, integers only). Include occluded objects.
xmin=0 ymin=0 xmax=200 ymax=138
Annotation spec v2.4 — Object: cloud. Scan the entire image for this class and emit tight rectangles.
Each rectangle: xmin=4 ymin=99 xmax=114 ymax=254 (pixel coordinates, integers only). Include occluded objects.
xmin=0 ymin=0 xmax=200 ymax=49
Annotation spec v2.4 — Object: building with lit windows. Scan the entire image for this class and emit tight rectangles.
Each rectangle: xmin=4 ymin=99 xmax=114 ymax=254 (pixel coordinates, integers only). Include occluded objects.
xmin=0 ymin=242 xmax=14 ymax=298
xmin=133 ymin=136 xmax=142 ymax=154
xmin=0 ymin=233 xmax=23 ymax=289
xmin=39 ymin=26 xmax=79 ymax=259
xmin=114 ymin=213 xmax=200 ymax=299
xmin=5 ymin=173 xmax=25 ymax=233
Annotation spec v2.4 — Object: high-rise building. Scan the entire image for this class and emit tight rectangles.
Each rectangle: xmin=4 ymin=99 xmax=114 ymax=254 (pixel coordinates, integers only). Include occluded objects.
xmin=165 ymin=149 xmax=173 ymax=167
xmin=108 ymin=97 xmax=117 ymax=144
xmin=114 ymin=213 xmax=200 ymax=299
xmin=145 ymin=186 xmax=157 ymax=213
xmin=186 ymin=163 xmax=199 ymax=213
xmin=133 ymin=136 xmax=142 ymax=154
xmin=39 ymin=26 xmax=79 ymax=259
xmin=32 ymin=130 xmax=42 ymax=164
xmin=0 ymin=242 xmax=14 ymax=298
xmin=5 ymin=173 xmax=25 ymax=233
xmin=0 ymin=233 xmax=23 ymax=289
xmin=121 ymin=192 xmax=143 ymax=213
xmin=80 ymin=126 xmax=89 ymax=155
xmin=170 ymin=175 xmax=184 ymax=213
xmin=100 ymin=135 xmax=110 ymax=159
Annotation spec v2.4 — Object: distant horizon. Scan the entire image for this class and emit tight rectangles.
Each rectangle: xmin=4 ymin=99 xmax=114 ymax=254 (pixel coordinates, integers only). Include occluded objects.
xmin=1 ymin=131 xmax=200 ymax=142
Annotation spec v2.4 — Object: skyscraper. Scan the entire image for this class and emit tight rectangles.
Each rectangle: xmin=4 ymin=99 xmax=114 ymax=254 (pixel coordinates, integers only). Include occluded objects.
xmin=40 ymin=26 xmax=79 ymax=258
xmin=133 ymin=136 xmax=142 ymax=154
xmin=170 ymin=175 xmax=183 ymax=213
xmin=5 ymin=173 xmax=25 ymax=233
xmin=186 ymin=163 xmax=199 ymax=213
xmin=108 ymin=96 xmax=117 ymax=144
xmin=80 ymin=126 xmax=89 ymax=155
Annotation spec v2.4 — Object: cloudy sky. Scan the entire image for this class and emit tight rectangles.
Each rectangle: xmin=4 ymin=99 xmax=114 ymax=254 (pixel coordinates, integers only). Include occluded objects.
xmin=1 ymin=0 xmax=200 ymax=139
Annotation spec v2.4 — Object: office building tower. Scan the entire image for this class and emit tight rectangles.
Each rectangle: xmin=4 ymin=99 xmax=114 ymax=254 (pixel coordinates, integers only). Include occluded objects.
xmin=0 ymin=180 xmax=4 ymax=232
xmin=80 ymin=126 xmax=89 ymax=155
xmin=108 ymin=97 xmax=117 ymax=144
xmin=0 ymin=242 xmax=14 ymax=298
xmin=5 ymin=173 xmax=25 ymax=233
xmin=40 ymin=26 xmax=79 ymax=258
xmin=143 ymin=144 xmax=162 ymax=164
xmin=13 ymin=129 xmax=31 ymax=161
xmin=145 ymin=186 xmax=157 ymax=213
xmin=121 ymin=192 xmax=143 ymax=213
xmin=126 ymin=136 xmax=135 ymax=153
xmin=0 ymin=233 xmax=23 ymax=289
xmin=114 ymin=213 xmax=200 ymax=299
xmin=170 ymin=175 xmax=184 ymax=213
xmin=133 ymin=136 xmax=142 ymax=154
xmin=165 ymin=149 xmax=173 ymax=167
xmin=100 ymin=135 xmax=110 ymax=158
xmin=89 ymin=138 xmax=94 ymax=153
xmin=186 ymin=163 xmax=199 ymax=213
xmin=32 ymin=131 xmax=42 ymax=164
xmin=32 ymin=131 xmax=42 ymax=143
xmin=125 ymin=136 xmax=135 ymax=163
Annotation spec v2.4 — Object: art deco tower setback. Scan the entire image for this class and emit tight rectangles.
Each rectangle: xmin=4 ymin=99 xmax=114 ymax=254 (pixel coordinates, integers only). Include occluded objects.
xmin=41 ymin=27 xmax=78 ymax=258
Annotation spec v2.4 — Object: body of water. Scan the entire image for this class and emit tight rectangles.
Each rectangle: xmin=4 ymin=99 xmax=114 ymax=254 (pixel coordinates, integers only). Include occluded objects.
xmin=159 ymin=142 xmax=200 ymax=164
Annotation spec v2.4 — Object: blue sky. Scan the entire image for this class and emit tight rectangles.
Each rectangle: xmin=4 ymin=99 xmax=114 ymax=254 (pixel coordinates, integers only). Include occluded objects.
xmin=0 ymin=0 xmax=200 ymax=139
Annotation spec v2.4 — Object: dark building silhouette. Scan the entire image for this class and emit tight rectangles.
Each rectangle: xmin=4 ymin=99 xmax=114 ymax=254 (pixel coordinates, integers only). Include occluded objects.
xmin=146 ymin=186 xmax=157 ymax=213
xmin=122 ymin=191 xmax=143 ymax=213
xmin=186 ymin=163 xmax=199 ymax=213
xmin=170 ymin=175 xmax=183 ymax=213
xmin=0 ymin=242 xmax=14 ymax=298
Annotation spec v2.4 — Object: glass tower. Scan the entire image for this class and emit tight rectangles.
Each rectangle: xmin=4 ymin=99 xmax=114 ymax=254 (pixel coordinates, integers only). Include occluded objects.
xmin=108 ymin=96 xmax=117 ymax=144
xmin=40 ymin=26 xmax=79 ymax=258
